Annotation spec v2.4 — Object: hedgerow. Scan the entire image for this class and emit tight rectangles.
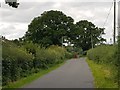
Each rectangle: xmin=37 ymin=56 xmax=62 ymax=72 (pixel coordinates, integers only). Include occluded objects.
xmin=2 ymin=41 xmax=33 ymax=85
xmin=87 ymin=45 xmax=116 ymax=64
xmin=87 ymin=45 xmax=118 ymax=87
xmin=2 ymin=41 xmax=72 ymax=86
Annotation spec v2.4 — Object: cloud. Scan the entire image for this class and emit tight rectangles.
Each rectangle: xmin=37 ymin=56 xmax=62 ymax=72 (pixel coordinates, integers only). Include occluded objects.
xmin=1 ymin=2 xmax=113 ymax=23
xmin=0 ymin=1 xmax=116 ymax=43
xmin=1 ymin=2 xmax=56 ymax=23
xmin=0 ymin=23 xmax=28 ymax=40
xmin=118 ymin=1 xmax=120 ymax=36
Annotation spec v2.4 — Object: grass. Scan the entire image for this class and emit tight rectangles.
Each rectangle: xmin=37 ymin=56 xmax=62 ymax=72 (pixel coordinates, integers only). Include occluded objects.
xmin=3 ymin=61 xmax=65 ymax=89
xmin=86 ymin=58 xmax=118 ymax=88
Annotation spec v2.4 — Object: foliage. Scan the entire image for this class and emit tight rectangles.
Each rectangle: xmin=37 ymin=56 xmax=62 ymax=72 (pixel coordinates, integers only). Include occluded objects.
xmin=65 ymin=46 xmax=83 ymax=57
xmin=117 ymin=36 xmax=120 ymax=87
xmin=87 ymin=45 xmax=116 ymax=64
xmin=73 ymin=20 xmax=106 ymax=51
xmin=0 ymin=38 xmax=2 ymax=87
xmin=87 ymin=59 xmax=118 ymax=88
xmin=22 ymin=42 xmax=41 ymax=57
xmin=24 ymin=10 xmax=74 ymax=47
xmin=34 ymin=45 xmax=69 ymax=69
xmin=87 ymin=45 xmax=118 ymax=88
xmin=4 ymin=62 xmax=65 ymax=89
xmin=2 ymin=41 xmax=33 ymax=85
xmin=2 ymin=40 xmax=71 ymax=86
xmin=23 ymin=10 xmax=106 ymax=51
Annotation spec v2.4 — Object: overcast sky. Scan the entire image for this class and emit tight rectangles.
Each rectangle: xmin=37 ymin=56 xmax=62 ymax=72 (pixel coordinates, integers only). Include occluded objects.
xmin=0 ymin=0 xmax=120 ymax=44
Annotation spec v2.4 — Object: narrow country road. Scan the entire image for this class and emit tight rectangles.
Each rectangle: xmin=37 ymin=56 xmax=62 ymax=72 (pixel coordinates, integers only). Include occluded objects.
xmin=23 ymin=58 xmax=94 ymax=88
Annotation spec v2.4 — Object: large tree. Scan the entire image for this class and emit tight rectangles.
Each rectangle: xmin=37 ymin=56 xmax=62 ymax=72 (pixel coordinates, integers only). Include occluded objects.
xmin=24 ymin=10 xmax=74 ymax=47
xmin=72 ymin=20 xmax=106 ymax=51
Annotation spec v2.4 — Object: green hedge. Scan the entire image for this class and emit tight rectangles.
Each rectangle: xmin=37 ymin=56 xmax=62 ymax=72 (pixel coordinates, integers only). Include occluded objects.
xmin=87 ymin=45 xmax=116 ymax=64
xmin=87 ymin=45 xmax=118 ymax=87
xmin=118 ymin=37 xmax=120 ymax=87
xmin=2 ymin=41 xmax=33 ymax=85
xmin=65 ymin=46 xmax=83 ymax=58
xmin=2 ymin=41 xmax=71 ymax=86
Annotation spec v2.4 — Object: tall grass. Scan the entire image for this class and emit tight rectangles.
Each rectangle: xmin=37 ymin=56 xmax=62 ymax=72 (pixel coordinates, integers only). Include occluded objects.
xmin=87 ymin=59 xmax=118 ymax=88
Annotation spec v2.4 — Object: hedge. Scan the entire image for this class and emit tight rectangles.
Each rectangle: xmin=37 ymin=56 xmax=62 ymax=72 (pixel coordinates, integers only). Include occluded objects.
xmin=87 ymin=45 xmax=116 ymax=64
xmin=87 ymin=45 xmax=119 ymax=87
xmin=2 ymin=41 xmax=33 ymax=85
xmin=2 ymin=41 xmax=72 ymax=86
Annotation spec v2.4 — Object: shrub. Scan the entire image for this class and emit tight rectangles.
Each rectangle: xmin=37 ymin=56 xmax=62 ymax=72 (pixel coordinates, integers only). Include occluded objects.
xmin=87 ymin=45 xmax=116 ymax=64
xmin=34 ymin=46 xmax=68 ymax=69
xmin=65 ymin=51 xmax=73 ymax=59
xmin=48 ymin=46 xmax=66 ymax=61
xmin=87 ymin=45 xmax=118 ymax=87
xmin=22 ymin=42 xmax=41 ymax=57
xmin=2 ymin=41 xmax=33 ymax=85
xmin=2 ymin=41 xmax=72 ymax=86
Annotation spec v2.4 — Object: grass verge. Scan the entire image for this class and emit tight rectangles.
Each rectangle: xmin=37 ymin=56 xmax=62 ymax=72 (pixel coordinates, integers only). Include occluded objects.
xmin=3 ymin=61 xmax=65 ymax=89
xmin=86 ymin=58 xmax=118 ymax=88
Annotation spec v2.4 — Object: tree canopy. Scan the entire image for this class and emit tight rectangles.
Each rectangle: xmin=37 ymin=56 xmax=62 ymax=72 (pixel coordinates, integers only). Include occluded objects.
xmin=72 ymin=20 xmax=106 ymax=51
xmin=23 ymin=10 xmax=106 ymax=51
xmin=24 ymin=10 xmax=74 ymax=47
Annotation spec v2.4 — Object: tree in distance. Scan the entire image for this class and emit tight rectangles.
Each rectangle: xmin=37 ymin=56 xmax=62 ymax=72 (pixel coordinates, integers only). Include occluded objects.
xmin=24 ymin=10 xmax=74 ymax=47
xmin=23 ymin=10 xmax=106 ymax=51
xmin=72 ymin=20 xmax=106 ymax=51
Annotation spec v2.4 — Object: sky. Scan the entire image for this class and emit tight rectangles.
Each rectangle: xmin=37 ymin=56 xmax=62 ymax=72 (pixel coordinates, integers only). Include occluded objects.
xmin=0 ymin=0 xmax=120 ymax=44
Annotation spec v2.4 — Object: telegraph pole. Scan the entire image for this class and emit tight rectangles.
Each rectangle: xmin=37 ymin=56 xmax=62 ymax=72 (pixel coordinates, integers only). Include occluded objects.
xmin=62 ymin=36 xmax=64 ymax=48
xmin=91 ymin=35 xmax=93 ymax=49
xmin=113 ymin=0 xmax=116 ymax=44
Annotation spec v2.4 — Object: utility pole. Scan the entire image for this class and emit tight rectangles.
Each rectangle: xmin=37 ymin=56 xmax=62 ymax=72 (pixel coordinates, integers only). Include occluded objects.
xmin=91 ymin=35 xmax=93 ymax=49
xmin=90 ymin=28 xmax=93 ymax=49
xmin=62 ymin=36 xmax=64 ymax=48
xmin=113 ymin=0 xmax=116 ymax=44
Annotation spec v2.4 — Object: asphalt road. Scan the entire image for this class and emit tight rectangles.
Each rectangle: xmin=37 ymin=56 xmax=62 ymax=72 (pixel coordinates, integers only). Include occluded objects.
xmin=23 ymin=58 xmax=94 ymax=88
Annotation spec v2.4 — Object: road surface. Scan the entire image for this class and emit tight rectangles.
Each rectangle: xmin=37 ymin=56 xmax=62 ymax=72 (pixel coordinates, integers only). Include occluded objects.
xmin=23 ymin=58 xmax=94 ymax=88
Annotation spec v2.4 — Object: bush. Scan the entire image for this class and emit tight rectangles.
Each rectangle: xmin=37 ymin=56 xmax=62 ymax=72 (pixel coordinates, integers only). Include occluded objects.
xmin=2 ymin=41 xmax=72 ymax=86
xmin=22 ymin=42 xmax=41 ymax=57
xmin=2 ymin=41 xmax=33 ymax=85
xmin=65 ymin=46 xmax=83 ymax=58
xmin=87 ymin=45 xmax=116 ymax=64
xmin=65 ymin=51 xmax=73 ymax=59
xmin=34 ymin=45 xmax=68 ymax=69
xmin=87 ymin=45 xmax=118 ymax=87
xmin=117 ymin=37 xmax=120 ymax=87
